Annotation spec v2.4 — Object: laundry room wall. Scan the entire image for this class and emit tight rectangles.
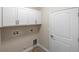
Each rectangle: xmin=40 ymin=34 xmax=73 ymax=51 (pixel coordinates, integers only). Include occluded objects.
xmin=0 ymin=29 xmax=1 ymax=51
xmin=38 ymin=7 xmax=49 ymax=50
xmin=1 ymin=25 xmax=40 ymax=52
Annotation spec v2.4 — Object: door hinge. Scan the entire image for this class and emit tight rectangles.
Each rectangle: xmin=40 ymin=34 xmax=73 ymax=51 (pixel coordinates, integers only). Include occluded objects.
xmin=78 ymin=13 xmax=79 ymax=17
xmin=78 ymin=38 xmax=79 ymax=42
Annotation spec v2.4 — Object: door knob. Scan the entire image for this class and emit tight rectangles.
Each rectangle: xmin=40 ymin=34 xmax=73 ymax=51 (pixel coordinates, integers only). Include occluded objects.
xmin=50 ymin=35 xmax=56 ymax=40
xmin=50 ymin=35 xmax=54 ymax=38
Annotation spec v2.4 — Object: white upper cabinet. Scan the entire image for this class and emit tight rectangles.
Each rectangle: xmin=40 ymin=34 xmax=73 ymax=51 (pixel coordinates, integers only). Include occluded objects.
xmin=1 ymin=7 xmax=41 ymax=27
xmin=0 ymin=8 xmax=2 ymax=27
xmin=18 ymin=8 xmax=29 ymax=25
xmin=27 ymin=9 xmax=36 ymax=25
xmin=35 ymin=11 xmax=41 ymax=24
xmin=3 ymin=7 xmax=17 ymax=26
xmin=18 ymin=8 xmax=41 ymax=25
xmin=30 ymin=9 xmax=41 ymax=24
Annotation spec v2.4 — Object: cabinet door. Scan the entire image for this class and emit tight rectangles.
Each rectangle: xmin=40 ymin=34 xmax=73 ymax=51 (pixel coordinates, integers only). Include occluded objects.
xmin=27 ymin=9 xmax=36 ymax=25
xmin=36 ymin=11 xmax=41 ymax=24
xmin=0 ymin=8 xmax=2 ymax=27
xmin=18 ymin=8 xmax=29 ymax=25
xmin=3 ymin=7 xmax=17 ymax=26
xmin=18 ymin=8 xmax=36 ymax=25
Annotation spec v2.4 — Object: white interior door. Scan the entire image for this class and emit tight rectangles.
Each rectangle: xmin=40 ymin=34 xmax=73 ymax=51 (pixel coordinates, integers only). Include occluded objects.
xmin=49 ymin=8 xmax=78 ymax=52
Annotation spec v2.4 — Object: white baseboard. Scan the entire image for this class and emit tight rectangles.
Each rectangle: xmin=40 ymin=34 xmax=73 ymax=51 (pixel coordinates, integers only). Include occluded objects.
xmin=23 ymin=45 xmax=37 ymax=52
xmin=37 ymin=44 xmax=49 ymax=52
xmin=23 ymin=46 xmax=33 ymax=52
xmin=23 ymin=44 xmax=49 ymax=52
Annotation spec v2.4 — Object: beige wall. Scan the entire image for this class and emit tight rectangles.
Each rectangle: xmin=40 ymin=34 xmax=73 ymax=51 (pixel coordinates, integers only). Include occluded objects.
xmin=1 ymin=25 xmax=40 ymax=52
xmin=0 ymin=29 xmax=1 ymax=51
xmin=38 ymin=8 xmax=49 ymax=49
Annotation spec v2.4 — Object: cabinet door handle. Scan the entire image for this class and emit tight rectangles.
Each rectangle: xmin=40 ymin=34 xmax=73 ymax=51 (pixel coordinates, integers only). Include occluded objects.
xmin=35 ymin=20 xmax=37 ymax=24
xmin=16 ymin=20 xmax=19 ymax=25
